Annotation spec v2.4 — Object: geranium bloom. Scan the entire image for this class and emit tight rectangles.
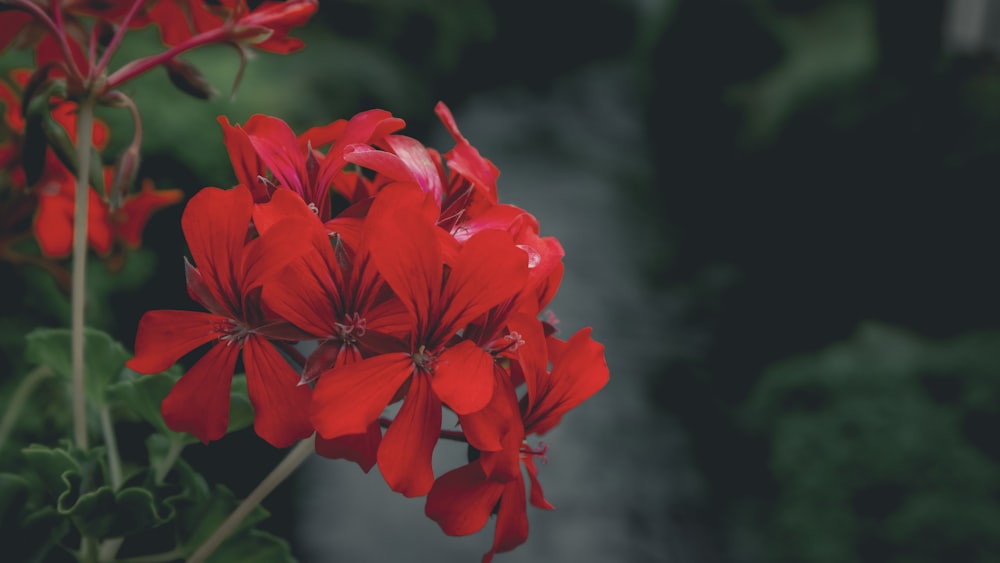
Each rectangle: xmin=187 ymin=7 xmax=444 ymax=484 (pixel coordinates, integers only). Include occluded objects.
xmin=126 ymin=185 xmax=313 ymax=447
xmin=218 ymin=109 xmax=404 ymax=219
xmin=310 ymin=183 xmax=530 ymax=497
xmin=425 ymin=316 xmax=609 ymax=562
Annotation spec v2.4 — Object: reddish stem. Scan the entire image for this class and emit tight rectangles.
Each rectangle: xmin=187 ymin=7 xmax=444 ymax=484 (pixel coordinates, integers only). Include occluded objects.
xmin=92 ymin=0 xmax=146 ymax=78
xmin=378 ymin=416 xmax=468 ymax=443
xmin=104 ymin=27 xmax=227 ymax=91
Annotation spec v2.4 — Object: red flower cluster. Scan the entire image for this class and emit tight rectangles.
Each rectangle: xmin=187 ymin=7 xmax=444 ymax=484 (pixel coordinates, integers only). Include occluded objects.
xmin=0 ymin=70 xmax=181 ymax=276
xmin=127 ymin=102 xmax=609 ymax=561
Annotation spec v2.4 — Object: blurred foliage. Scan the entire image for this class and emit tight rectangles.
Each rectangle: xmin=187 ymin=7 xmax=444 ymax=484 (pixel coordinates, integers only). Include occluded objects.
xmin=644 ymin=1 xmax=1000 ymax=562
xmin=741 ymin=323 xmax=1000 ymax=563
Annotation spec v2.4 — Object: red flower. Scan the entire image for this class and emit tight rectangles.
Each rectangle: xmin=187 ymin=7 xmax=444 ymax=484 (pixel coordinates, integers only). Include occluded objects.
xmin=218 ymin=109 xmax=404 ymax=219
xmin=425 ymin=315 xmax=609 ymax=562
xmin=310 ymin=183 xmax=529 ymax=496
xmin=126 ymin=186 xmax=313 ymax=447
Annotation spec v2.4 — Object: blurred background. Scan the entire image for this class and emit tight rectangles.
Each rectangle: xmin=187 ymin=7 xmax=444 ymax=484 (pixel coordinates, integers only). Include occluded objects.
xmin=5 ymin=0 xmax=1000 ymax=561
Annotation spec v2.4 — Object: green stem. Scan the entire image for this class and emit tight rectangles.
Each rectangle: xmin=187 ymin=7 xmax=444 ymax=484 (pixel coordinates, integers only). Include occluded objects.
xmin=153 ymin=438 xmax=185 ymax=485
xmin=0 ymin=366 xmax=55 ymax=451
xmin=99 ymin=406 xmax=123 ymax=489
xmin=97 ymin=538 xmax=124 ymax=563
xmin=187 ymin=434 xmax=315 ymax=563
xmin=71 ymin=94 xmax=97 ymax=451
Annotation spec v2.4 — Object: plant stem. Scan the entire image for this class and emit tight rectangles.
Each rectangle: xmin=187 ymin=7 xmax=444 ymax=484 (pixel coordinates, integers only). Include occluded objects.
xmin=71 ymin=94 xmax=97 ymax=451
xmin=153 ymin=438 xmax=185 ymax=485
xmin=0 ymin=366 xmax=55 ymax=451
xmin=99 ymin=406 xmax=123 ymax=489
xmin=187 ymin=434 xmax=315 ymax=563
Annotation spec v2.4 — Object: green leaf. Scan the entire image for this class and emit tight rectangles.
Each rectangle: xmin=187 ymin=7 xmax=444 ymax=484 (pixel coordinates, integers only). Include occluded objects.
xmin=58 ymin=472 xmax=117 ymax=538
xmin=107 ymin=486 xmax=172 ymax=537
xmin=107 ymin=369 xmax=255 ymax=444
xmin=24 ymin=328 xmax=129 ymax=404
xmin=106 ymin=368 xmax=183 ymax=438
xmin=207 ymin=529 xmax=295 ymax=563
xmin=21 ymin=444 xmax=80 ymax=499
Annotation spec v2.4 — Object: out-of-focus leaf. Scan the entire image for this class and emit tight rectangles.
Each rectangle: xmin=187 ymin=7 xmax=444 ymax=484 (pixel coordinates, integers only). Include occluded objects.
xmin=24 ymin=328 xmax=129 ymax=404
xmin=108 ymin=370 xmax=254 ymax=444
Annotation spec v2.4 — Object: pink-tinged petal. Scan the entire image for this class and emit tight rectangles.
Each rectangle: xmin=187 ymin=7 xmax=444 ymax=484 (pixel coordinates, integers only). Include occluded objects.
xmin=425 ymin=463 xmax=504 ymax=537
xmin=384 ymin=135 xmax=444 ymax=206
xmin=432 ymin=340 xmax=495 ymax=415
xmin=310 ymin=352 xmax=413 ymax=438
xmin=342 ymin=144 xmax=416 ymax=184
xmin=523 ymin=456 xmax=555 ymax=510
xmin=366 ymin=184 xmax=442 ymax=328
xmin=243 ymin=336 xmax=313 ymax=447
xmin=377 ymin=372 xmax=442 ymax=497
xmin=438 ymin=229 xmax=528 ymax=338
xmin=484 ymin=477 xmax=529 ymax=563
xmin=245 ymin=115 xmax=307 ymax=196
xmin=314 ymin=421 xmax=381 ymax=473
xmin=182 ymin=186 xmax=253 ymax=307
xmin=127 ymin=310 xmax=223 ymax=374
xmin=161 ymin=342 xmax=240 ymax=444
xmin=526 ymin=328 xmax=610 ymax=436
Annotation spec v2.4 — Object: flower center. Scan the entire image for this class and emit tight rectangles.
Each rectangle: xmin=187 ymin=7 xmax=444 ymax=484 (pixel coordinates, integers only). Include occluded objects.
xmin=411 ymin=345 xmax=437 ymax=372
xmin=334 ymin=312 xmax=367 ymax=341
xmin=215 ymin=318 xmax=251 ymax=346
xmin=520 ymin=440 xmax=549 ymax=464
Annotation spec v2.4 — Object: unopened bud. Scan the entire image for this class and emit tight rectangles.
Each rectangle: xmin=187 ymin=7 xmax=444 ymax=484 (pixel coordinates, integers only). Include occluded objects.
xmin=164 ymin=58 xmax=218 ymax=101
xmin=109 ymin=144 xmax=140 ymax=210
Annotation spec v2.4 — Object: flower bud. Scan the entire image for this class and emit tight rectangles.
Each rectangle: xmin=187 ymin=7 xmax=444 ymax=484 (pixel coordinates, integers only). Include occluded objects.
xmin=164 ymin=58 xmax=218 ymax=101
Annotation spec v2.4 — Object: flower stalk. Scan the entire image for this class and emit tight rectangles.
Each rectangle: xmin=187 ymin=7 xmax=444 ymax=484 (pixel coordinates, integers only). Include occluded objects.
xmin=71 ymin=93 xmax=97 ymax=451
xmin=187 ymin=433 xmax=315 ymax=563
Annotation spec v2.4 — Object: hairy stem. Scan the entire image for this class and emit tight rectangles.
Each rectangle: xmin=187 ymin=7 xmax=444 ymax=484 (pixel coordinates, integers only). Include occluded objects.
xmin=187 ymin=434 xmax=315 ymax=563
xmin=71 ymin=94 xmax=97 ymax=451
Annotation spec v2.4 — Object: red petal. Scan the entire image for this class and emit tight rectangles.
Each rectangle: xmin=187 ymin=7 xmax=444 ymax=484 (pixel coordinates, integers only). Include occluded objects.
xmin=161 ymin=342 xmax=239 ymax=444
xmin=432 ymin=340 xmax=494 ymax=415
xmin=526 ymin=328 xmax=610 ymax=435
xmin=127 ymin=310 xmax=223 ymax=374
xmin=438 ymin=229 xmax=528 ymax=338
xmin=218 ymin=116 xmax=266 ymax=197
xmin=366 ymin=184 xmax=441 ymax=329
xmin=425 ymin=463 xmax=503 ymax=536
xmin=524 ymin=456 xmax=555 ymax=510
xmin=485 ymin=477 xmax=529 ymax=562
xmin=243 ymin=336 xmax=313 ymax=447
xmin=377 ymin=372 xmax=441 ymax=497
xmin=182 ymin=186 xmax=253 ymax=308
xmin=384 ymin=135 xmax=444 ymax=206
xmin=310 ymin=352 xmax=413 ymax=438
xmin=314 ymin=421 xmax=382 ymax=473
